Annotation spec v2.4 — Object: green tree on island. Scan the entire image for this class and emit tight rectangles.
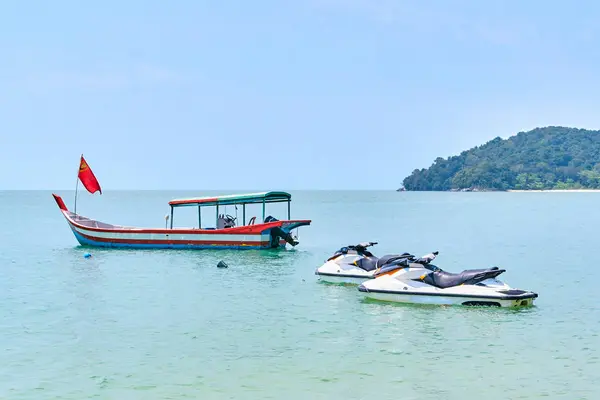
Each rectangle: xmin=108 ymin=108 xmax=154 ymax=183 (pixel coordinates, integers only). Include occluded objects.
xmin=401 ymin=126 xmax=600 ymax=191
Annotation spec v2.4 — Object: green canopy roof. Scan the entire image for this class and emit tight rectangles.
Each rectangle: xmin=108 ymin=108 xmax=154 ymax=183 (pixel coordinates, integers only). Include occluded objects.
xmin=169 ymin=191 xmax=292 ymax=207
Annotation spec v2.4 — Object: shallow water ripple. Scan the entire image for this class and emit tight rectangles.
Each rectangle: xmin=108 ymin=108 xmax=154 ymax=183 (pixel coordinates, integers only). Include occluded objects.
xmin=1 ymin=191 xmax=599 ymax=399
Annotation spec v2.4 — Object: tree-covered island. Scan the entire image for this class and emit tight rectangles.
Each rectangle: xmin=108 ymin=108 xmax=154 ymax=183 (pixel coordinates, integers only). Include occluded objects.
xmin=401 ymin=126 xmax=600 ymax=191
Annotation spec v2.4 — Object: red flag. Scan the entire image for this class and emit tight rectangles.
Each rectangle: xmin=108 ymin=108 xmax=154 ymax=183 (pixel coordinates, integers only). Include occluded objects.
xmin=78 ymin=155 xmax=102 ymax=194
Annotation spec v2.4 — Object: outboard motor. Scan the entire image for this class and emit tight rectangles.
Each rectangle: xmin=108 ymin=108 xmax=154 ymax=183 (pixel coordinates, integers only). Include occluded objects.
xmin=269 ymin=226 xmax=299 ymax=248
xmin=264 ymin=215 xmax=279 ymax=223
xmin=264 ymin=215 xmax=298 ymax=247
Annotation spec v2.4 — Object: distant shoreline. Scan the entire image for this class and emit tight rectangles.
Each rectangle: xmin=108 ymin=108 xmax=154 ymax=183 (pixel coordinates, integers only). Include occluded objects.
xmin=506 ymin=189 xmax=600 ymax=192
xmin=398 ymin=188 xmax=600 ymax=192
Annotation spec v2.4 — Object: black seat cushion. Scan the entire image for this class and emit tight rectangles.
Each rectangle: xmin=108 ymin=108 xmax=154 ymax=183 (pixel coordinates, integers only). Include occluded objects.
xmin=422 ymin=268 xmax=505 ymax=289
xmin=375 ymin=253 xmax=413 ymax=269
xmin=356 ymin=256 xmax=379 ymax=272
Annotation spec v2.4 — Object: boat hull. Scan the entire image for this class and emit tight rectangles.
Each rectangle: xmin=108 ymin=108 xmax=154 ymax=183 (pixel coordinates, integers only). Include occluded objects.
xmin=70 ymin=226 xmax=283 ymax=249
xmin=53 ymin=194 xmax=310 ymax=250
xmin=358 ymin=286 xmax=537 ymax=307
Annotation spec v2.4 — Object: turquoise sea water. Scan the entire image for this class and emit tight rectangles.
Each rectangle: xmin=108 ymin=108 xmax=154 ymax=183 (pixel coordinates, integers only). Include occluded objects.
xmin=1 ymin=190 xmax=599 ymax=399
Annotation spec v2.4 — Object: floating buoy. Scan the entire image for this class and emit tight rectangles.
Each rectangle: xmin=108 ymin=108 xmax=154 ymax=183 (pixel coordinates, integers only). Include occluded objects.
xmin=83 ymin=253 xmax=92 ymax=258
xmin=217 ymin=260 xmax=228 ymax=268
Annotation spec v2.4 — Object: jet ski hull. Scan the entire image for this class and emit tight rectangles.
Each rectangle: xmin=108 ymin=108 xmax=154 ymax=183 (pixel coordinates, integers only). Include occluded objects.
xmin=315 ymin=258 xmax=377 ymax=284
xmin=315 ymin=271 xmax=374 ymax=284
xmin=316 ymin=242 xmax=422 ymax=285
xmin=358 ymin=284 xmax=538 ymax=307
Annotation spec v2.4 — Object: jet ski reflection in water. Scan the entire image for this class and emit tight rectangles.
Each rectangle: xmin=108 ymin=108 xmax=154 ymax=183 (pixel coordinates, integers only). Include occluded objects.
xmin=358 ymin=254 xmax=538 ymax=307
xmin=315 ymin=242 xmax=438 ymax=284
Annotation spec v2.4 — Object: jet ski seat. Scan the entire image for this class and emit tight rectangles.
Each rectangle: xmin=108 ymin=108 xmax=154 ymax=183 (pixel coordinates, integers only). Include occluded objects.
xmin=421 ymin=267 xmax=505 ymax=289
xmin=356 ymin=256 xmax=379 ymax=272
xmin=376 ymin=254 xmax=413 ymax=269
xmin=341 ymin=248 xmax=414 ymax=273
xmin=365 ymin=254 xmax=414 ymax=274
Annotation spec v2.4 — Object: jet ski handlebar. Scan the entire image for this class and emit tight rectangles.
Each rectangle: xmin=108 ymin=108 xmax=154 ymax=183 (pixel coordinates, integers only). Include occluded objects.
xmin=354 ymin=241 xmax=377 ymax=249
xmin=326 ymin=242 xmax=378 ymax=260
xmin=342 ymin=242 xmax=378 ymax=252
xmin=412 ymin=251 xmax=439 ymax=264
xmin=327 ymin=244 xmax=436 ymax=264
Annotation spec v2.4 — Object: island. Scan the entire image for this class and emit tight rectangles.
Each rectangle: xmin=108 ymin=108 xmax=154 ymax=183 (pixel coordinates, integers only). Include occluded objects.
xmin=401 ymin=126 xmax=600 ymax=191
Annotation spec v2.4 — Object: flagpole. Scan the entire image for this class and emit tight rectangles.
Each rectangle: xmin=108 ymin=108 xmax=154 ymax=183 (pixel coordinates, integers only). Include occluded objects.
xmin=74 ymin=176 xmax=79 ymax=215
xmin=74 ymin=154 xmax=81 ymax=215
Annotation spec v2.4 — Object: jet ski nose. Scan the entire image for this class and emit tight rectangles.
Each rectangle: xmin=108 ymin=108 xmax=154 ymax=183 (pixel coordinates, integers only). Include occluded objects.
xmin=357 ymin=284 xmax=368 ymax=292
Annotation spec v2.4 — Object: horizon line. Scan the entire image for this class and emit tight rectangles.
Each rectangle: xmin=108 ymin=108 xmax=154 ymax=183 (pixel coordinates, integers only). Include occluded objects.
xmin=0 ymin=188 xmax=400 ymax=192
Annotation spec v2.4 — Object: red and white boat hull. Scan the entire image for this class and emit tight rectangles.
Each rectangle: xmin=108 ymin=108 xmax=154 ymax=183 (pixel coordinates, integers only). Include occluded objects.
xmin=53 ymin=194 xmax=310 ymax=250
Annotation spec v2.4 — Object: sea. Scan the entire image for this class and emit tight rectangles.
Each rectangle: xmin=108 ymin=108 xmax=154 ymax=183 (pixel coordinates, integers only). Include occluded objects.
xmin=1 ymin=190 xmax=598 ymax=399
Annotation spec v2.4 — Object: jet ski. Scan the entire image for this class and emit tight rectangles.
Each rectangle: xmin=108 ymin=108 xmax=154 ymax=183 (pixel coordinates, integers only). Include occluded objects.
xmin=315 ymin=241 xmax=437 ymax=284
xmin=357 ymin=256 xmax=538 ymax=307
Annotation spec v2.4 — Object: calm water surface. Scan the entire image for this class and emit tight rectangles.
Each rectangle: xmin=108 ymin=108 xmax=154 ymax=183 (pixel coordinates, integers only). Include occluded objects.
xmin=1 ymin=190 xmax=598 ymax=399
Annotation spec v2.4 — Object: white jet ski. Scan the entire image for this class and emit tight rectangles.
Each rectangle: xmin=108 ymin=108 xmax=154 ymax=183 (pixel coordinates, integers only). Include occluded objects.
xmin=358 ymin=256 xmax=538 ymax=307
xmin=315 ymin=242 xmax=437 ymax=284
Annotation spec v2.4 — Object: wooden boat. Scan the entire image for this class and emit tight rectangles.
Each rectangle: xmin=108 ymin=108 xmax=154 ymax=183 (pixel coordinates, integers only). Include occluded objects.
xmin=52 ymin=191 xmax=311 ymax=249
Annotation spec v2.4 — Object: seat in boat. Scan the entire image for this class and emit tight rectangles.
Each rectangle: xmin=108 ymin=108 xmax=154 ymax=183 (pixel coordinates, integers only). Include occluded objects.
xmin=217 ymin=214 xmax=236 ymax=229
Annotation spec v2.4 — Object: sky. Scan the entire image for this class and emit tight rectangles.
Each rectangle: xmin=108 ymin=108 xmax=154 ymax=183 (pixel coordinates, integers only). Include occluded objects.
xmin=2 ymin=0 xmax=600 ymax=190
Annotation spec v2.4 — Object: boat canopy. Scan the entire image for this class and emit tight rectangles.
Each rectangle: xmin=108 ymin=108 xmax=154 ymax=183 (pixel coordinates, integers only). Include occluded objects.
xmin=168 ymin=191 xmax=292 ymax=208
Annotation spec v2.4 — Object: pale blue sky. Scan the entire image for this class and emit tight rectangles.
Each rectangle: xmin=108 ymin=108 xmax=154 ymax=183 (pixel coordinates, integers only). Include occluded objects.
xmin=2 ymin=0 xmax=600 ymax=190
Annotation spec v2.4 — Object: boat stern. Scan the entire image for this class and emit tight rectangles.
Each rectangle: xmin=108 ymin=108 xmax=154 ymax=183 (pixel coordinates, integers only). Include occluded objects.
xmin=262 ymin=219 xmax=311 ymax=248
xmin=282 ymin=220 xmax=312 ymax=231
